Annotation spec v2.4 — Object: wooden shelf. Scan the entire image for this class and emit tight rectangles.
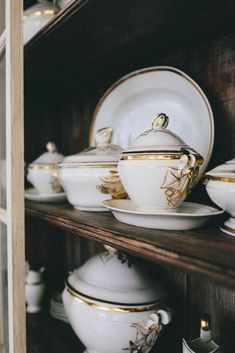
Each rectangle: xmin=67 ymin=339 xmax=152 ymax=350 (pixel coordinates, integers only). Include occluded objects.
xmin=25 ymin=200 xmax=235 ymax=288
xmin=27 ymin=312 xmax=84 ymax=353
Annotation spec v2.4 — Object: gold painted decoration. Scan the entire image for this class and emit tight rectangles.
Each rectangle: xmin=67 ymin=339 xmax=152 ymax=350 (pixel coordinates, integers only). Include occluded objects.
xmin=161 ymin=166 xmax=198 ymax=208
xmin=97 ymin=170 xmax=129 ymax=199
xmin=50 ymin=172 xmax=63 ymax=193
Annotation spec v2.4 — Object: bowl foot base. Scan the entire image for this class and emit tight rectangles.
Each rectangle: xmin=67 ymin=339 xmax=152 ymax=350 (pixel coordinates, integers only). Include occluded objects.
xmin=220 ymin=216 xmax=235 ymax=237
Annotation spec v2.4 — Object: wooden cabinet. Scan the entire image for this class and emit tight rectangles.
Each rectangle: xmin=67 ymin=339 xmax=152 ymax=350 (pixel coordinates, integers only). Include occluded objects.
xmin=23 ymin=1 xmax=235 ymax=353
xmin=0 ymin=1 xmax=25 ymax=353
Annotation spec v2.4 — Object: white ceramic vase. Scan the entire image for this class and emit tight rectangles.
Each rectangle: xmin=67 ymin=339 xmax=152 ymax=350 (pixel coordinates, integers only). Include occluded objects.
xmin=25 ymin=267 xmax=45 ymax=313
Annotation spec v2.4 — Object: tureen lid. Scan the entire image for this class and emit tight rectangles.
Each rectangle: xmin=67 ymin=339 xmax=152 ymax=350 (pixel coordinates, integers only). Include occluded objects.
xmin=30 ymin=142 xmax=64 ymax=166
xmin=206 ymin=158 xmax=235 ymax=177
xmin=61 ymin=128 xmax=122 ymax=164
xmin=24 ymin=0 xmax=59 ymax=17
xmin=67 ymin=246 xmax=166 ymax=305
xmin=122 ymin=113 xmax=191 ymax=154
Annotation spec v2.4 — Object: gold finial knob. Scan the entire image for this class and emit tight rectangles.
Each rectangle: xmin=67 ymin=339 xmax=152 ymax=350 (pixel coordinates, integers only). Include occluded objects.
xmin=201 ymin=313 xmax=210 ymax=331
xmin=151 ymin=113 xmax=169 ymax=130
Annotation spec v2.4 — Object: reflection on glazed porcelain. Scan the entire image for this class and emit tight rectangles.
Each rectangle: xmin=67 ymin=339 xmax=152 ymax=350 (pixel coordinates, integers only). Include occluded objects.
xmin=205 ymin=157 xmax=235 ymax=237
xmin=118 ymin=114 xmax=203 ymax=211
xmin=97 ymin=170 xmax=128 ymax=199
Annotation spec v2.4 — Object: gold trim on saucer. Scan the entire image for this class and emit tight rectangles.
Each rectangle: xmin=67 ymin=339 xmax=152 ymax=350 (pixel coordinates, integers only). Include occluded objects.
xmin=65 ymin=282 xmax=162 ymax=313
xmin=23 ymin=9 xmax=58 ymax=20
xmin=221 ymin=225 xmax=235 ymax=234
xmin=206 ymin=175 xmax=235 ymax=183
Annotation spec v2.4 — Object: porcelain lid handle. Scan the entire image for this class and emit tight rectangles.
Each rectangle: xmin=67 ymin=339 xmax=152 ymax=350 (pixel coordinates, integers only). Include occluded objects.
xmin=95 ymin=127 xmax=113 ymax=146
xmin=46 ymin=142 xmax=57 ymax=153
xmin=151 ymin=113 xmax=169 ymax=130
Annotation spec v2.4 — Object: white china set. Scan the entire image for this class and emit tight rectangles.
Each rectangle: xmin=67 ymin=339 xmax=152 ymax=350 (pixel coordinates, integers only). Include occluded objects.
xmin=25 ymin=66 xmax=233 ymax=235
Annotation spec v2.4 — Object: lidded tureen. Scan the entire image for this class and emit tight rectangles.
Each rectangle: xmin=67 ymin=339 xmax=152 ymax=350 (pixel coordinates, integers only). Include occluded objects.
xmin=58 ymin=127 xmax=127 ymax=211
xmin=118 ymin=113 xmax=204 ymax=211
xmin=23 ymin=0 xmax=59 ymax=44
xmin=63 ymin=245 xmax=172 ymax=353
xmin=27 ymin=142 xmax=64 ymax=194
xmin=204 ymin=158 xmax=235 ymax=236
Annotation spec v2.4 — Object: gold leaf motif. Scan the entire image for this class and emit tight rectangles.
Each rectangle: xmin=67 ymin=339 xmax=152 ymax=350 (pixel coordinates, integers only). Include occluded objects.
xmin=97 ymin=171 xmax=128 ymax=199
xmin=161 ymin=167 xmax=197 ymax=207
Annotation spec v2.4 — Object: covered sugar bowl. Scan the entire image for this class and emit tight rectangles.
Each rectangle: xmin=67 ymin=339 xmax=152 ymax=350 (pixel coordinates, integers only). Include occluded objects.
xmin=204 ymin=158 xmax=235 ymax=237
xmin=58 ymin=127 xmax=127 ymax=211
xmin=118 ymin=113 xmax=204 ymax=211
xmin=27 ymin=142 xmax=64 ymax=195
xmin=63 ymin=245 xmax=172 ymax=353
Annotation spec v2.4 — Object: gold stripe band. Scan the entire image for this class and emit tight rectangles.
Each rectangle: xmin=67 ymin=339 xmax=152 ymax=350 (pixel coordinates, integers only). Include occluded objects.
xmin=23 ymin=9 xmax=58 ymax=20
xmin=58 ymin=163 xmax=117 ymax=169
xmin=121 ymin=155 xmax=182 ymax=161
xmin=206 ymin=175 xmax=235 ymax=183
xmin=29 ymin=165 xmax=58 ymax=170
xmin=221 ymin=225 xmax=235 ymax=234
xmin=65 ymin=282 xmax=162 ymax=313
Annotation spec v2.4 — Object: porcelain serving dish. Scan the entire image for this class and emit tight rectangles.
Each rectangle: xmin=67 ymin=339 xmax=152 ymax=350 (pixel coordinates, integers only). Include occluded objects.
xmin=58 ymin=128 xmax=127 ymax=211
xmin=23 ymin=0 xmax=59 ymax=44
xmin=103 ymin=200 xmax=223 ymax=230
xmin=63 ymin=245 xmax=172 ymax=353
xmin=90 ymin=66 xmax=214 ymax=183
xmin=27 ymin=142 xmax=64 ymax=195
xmin=204 ymin=157 xmax=235 ymax=237
xmin=118 ymin=113 xmax=203 ymax=211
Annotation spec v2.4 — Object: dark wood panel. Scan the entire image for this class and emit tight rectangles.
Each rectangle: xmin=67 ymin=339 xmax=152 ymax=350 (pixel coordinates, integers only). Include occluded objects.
xmin=27 ymin=313 xmax=84 ymax=353
xmin=25 ymin=201 xmax=235 ymax=287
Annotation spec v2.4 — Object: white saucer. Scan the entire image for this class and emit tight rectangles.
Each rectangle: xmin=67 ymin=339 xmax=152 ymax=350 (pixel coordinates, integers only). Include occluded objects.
xmin=103 ymin=200 xmax=223 ymax=230
xmin=24 ymin=188 xmax=67 ymax=203
xmin=90 ymin=66 xmax=214 ymax=183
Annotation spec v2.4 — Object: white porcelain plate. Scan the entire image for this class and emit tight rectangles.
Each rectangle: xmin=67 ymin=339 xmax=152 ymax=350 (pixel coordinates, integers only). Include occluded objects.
xmin=90 ymin=66 xmax=214 ymax=182
xmin=103 ymin=200 xmax=223 ymax=230
xmin=24 ymin=188 xmax=67 ymax=203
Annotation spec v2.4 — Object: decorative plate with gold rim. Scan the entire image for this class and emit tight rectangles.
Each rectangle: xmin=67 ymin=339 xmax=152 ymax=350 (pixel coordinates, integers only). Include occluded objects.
xmin=90 ymin=66 xmax=214 ymax=182
xmin=103 ymin=200 xmax=223 ymax=230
